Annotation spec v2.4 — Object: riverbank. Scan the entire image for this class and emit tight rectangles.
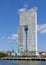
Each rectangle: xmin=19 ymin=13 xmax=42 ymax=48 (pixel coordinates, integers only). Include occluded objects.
xmin=0 ymin=56 xmax=46 ymax=61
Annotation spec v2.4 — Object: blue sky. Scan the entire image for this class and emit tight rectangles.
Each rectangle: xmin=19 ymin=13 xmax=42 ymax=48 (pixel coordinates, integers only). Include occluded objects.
xmin=0 ymin=0 xmax=46 ymax=52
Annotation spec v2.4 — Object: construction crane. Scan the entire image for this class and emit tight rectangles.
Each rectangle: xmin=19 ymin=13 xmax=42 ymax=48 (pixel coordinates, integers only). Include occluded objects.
xmin=10 ymin=42 xmax=21 ymax=56
xmin=11 ymin=43 xmax=17 ymax=56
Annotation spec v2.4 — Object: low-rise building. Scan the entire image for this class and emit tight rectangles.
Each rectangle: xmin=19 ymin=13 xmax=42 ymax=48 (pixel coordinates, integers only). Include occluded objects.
xmin=39 ymin=52 xmax=46 ymax=56
xmin=6 ymin=51 xmax=11 ymax=56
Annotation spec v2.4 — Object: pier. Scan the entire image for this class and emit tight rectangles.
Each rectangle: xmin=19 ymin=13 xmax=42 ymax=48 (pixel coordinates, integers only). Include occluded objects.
xmin=0 ymin=56 xmax=46 ymax=61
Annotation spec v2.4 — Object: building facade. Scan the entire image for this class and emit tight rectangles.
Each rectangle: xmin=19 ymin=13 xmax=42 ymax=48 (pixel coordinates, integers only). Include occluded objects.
xmin=18 ymin=8 xmax=38 ymax=56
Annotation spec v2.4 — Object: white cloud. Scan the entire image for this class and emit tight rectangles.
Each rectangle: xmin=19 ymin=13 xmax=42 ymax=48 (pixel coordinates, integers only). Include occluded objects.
xmin=37 ymin=24 xmax=46 ymax=34
xmin=18 ymin=3 xmax=28 ymax=13
xmin=8 ymin=34 xmax=18 ymax=40
xmin=40 ymin=29 xmax=46 ymax=34
xmin=18 ymin=8 xmax=27 ymax=13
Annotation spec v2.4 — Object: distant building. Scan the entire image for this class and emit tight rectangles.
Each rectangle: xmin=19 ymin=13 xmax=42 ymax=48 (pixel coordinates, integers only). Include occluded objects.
xmin=39 ymin=52 xmax=46 ymax=56
xmin=18 ymin=8 xmax=38 ymax=56
xmin=6 ymin=51 xmax=11 ymax=56
xmin=0 ymin=51 xmax=11 ymax=56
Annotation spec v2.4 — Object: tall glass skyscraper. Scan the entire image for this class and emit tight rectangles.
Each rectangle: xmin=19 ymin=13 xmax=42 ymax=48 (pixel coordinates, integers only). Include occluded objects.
xmin=18 ymin=8 xmax=38 ymax=56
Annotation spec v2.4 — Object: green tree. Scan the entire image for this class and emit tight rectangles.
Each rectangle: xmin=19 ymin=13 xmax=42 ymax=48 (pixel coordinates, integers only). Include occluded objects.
xmin=0 ymin=52 xmax=8 ymax=58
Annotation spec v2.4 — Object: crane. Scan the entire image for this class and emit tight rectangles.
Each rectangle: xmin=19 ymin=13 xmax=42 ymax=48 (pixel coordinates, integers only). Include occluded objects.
xmin=11 ymin=43 xmax=17 ymax=56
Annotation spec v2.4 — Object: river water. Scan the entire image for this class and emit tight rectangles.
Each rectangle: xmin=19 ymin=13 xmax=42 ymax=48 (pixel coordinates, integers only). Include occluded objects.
xmin=0 ymin=60 xmax=46 ymax=65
